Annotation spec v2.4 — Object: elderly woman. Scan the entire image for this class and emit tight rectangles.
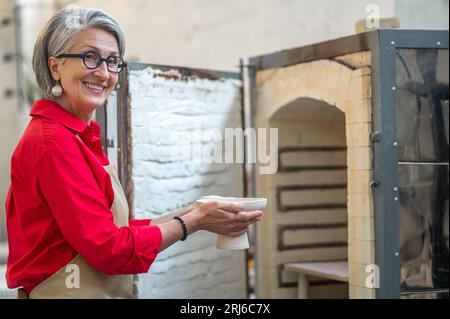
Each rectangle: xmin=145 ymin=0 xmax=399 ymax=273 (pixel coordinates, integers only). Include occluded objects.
xmin=5 ymin=7 xmax=262 ymax=299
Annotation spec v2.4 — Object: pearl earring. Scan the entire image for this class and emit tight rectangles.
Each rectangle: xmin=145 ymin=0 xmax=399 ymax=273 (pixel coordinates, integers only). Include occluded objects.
xmin=51 ymin=81 xmax=63 ymax=97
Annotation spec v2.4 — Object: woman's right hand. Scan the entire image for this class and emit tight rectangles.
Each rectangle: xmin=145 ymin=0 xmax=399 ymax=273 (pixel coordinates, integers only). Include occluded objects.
xmin=184 ymin=201 xmax=263 ymax=237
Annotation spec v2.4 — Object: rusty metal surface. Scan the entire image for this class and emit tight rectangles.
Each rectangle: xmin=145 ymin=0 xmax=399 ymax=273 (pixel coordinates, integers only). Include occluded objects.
xmin=126 ymin=61 xmax=240 ymax=81
xmin=248 ymin=30 xmax=376 ymax=71
xmin=116 ymin=67 xmax=131 ymax=209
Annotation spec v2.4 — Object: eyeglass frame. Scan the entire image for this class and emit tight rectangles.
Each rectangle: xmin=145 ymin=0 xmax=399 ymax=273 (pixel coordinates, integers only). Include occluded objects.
xmin=55 ymin=51 xmax=127 ymax=73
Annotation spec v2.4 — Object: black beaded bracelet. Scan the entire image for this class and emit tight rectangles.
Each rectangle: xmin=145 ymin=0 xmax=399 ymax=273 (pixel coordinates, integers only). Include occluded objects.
xmin=173 ymin=216 xmax=188 ymax=241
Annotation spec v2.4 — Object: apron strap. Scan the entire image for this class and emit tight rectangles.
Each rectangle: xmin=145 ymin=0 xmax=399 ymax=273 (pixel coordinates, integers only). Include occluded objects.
xmin=17 ymin=288 xmax=29 ymax=299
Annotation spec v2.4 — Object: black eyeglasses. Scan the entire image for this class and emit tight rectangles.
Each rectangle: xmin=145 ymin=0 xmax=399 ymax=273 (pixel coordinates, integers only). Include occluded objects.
xmin=56 ymin=51 xmax=127 ymax=73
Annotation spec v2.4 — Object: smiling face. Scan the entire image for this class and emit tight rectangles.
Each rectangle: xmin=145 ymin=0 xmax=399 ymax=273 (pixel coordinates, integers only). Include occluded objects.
xmin=48 ymin=27 xmax=119 ymax=123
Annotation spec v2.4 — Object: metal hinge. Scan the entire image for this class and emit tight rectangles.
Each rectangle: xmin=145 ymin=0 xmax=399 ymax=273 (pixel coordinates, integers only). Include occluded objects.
xmin=369 ymin=180 xmax=379 ymax=189
xmin=370 ymin=131 xmax=381 ymax=143
xmin=107 ymin=138 xmax=115 ymax=148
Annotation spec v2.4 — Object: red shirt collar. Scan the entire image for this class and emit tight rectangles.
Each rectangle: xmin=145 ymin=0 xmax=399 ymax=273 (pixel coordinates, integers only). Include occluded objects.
xmin=30 ymin=99 xmax=101 ymax=138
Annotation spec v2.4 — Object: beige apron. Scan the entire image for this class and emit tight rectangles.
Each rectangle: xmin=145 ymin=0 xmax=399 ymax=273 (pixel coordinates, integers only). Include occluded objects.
xmin=28 ymin=165 xmax=135 ymax=299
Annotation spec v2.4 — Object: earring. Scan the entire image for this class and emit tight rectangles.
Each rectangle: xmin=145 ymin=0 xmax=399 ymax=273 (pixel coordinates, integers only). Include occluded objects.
xmin=51 ymin=81 xmax=63 ymax=97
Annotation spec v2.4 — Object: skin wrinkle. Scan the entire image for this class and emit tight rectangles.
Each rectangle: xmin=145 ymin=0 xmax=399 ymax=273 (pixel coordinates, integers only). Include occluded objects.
xmin=48 ymin=27 xmax=119 ymax=124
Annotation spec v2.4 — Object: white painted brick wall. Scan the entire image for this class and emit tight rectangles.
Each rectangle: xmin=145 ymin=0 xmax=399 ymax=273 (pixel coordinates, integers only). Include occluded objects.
xmin=128 ymin=67 xmax=246 ymax=298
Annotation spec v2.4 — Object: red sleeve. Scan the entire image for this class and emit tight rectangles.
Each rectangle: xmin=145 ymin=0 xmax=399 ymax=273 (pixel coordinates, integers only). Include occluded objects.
xmin=35 ymin=142 xmax=161 ymax=275
xmin=129 ymin=219 xmax=152 ymax=226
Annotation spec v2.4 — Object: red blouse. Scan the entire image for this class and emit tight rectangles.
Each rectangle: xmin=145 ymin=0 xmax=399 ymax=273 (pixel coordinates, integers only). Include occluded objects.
xmin=5 ymin=99 xmax=162 ymax=293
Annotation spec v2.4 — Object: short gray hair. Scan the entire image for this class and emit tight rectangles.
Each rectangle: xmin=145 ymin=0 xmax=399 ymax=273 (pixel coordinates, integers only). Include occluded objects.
xmin=32 ymin=6 xmax=125 ymax=98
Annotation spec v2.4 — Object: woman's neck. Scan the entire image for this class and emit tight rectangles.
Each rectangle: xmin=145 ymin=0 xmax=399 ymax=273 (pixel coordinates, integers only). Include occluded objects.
xmin=52 ymin=96 xmax=93 ymax=124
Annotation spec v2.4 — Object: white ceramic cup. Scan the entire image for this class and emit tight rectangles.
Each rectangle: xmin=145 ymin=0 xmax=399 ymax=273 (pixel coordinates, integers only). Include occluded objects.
xmin=196 ymin=195 xmax=267 ymax=250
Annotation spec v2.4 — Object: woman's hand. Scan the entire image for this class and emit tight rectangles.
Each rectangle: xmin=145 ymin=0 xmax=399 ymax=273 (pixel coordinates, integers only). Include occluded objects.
xmin=150 ymin=202 xmax=197 ymax=226
xmin=156 ymin=200 xmax=263 ymax=252
xmin=178 ymin=202 xmax=197 ymax=216
xmin=183 ymin=201 xmax=263 ymax=237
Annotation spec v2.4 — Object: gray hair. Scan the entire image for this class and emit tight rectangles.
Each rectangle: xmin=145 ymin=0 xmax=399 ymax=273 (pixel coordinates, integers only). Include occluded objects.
xmin=32 ymin=6 xmax=125 ymax=99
